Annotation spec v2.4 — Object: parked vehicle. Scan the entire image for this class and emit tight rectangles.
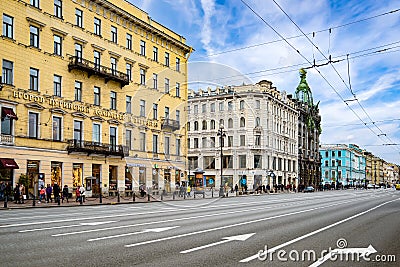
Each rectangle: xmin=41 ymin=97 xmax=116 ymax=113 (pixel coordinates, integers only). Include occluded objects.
xmin=303 ymin=186 xmax=315 ymax=193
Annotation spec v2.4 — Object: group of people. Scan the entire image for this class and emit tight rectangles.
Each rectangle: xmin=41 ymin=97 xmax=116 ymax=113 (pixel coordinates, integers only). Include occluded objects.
xmin=13 ymin=183 xmax=26 ymax=204
xmin=0 ymin=181 xmax=12 ymax=201
xmin=38 ymin=183 xmax=85 ymax=204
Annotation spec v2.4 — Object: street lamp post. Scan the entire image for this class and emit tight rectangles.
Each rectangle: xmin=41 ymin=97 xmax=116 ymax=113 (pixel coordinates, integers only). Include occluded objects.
xmin=336 ymin=159 xmax=340 ymax=190
xmin=217 ymin=124 xmax=225 ymax=197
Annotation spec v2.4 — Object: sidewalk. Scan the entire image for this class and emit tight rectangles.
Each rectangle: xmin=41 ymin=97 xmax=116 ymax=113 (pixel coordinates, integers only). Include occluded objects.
xmin=0 ymin=189 xmax=294 ymax=209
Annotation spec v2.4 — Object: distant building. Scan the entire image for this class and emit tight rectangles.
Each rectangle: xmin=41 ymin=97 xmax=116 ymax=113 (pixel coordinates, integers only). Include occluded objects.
xmin=320 ymin=144 xmax=366 ymax=187
xmin=187 ymin=80 xmax=298 ymax=190
xmin=294 ymin=69 xmax=322 ymax=188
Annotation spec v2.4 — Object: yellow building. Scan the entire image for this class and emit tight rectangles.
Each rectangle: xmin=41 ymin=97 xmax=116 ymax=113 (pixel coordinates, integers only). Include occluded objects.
xmin=0 ymin=0 xmax=192 ymax=197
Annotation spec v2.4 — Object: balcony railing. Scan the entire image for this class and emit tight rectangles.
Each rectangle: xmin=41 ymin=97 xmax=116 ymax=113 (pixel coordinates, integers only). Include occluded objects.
xmin=0 ymin=134 xmax=14 ymax=145
xmin=68 ymin=56 xmax=130 ymax=87
xmin=161 ymin=118 xmax=180 ymax=131
xmin=67 ymin=139 xmax=128 ymax=158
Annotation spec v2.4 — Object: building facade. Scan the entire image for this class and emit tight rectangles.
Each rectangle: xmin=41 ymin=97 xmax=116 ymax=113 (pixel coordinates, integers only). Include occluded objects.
xmin=0 ymin=0 xmax=192 ymax=196
xmin=187 ymin=80 xmax=298 ymax=191
xmin=320 ymin=144 xmax=366 ymax=187
xmin=294 ymin=69 xmax=322 ymax=188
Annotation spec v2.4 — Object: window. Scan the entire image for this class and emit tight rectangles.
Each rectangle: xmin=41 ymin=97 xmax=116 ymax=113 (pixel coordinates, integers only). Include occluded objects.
xmin=140 ymin=100 xmax=145 ymax=117
xmin=140 ymin=40 xmax=146 ymax=56
xmin=219 ymin=102 xmax=224 ymax=111
xmin=255 ymin=135 xmax=261 ymax=146
xmin=30 ymin=25 xmax=39 ymax=48
xmin=94 ymin=17 xmax=101 ymax=36
xmin=110 ymin=127 xmax=117 ymax=149
xmin=153 ymin=73 xmax=158 ymax=89
xmin=228 ymin=101 xmax=233 ymax=111
xmin=75 ymin=43 xmax=82 ymax=61
xmin=176 ymin=82 xmax=180 ymax=97
xmin=210 ymin=120 xmax=215 ymax=130
xmin=176 ymin=57 xmax=180 ymax=72
xmin=93 ymin=123 xmax=100 ymax=143
xmin=52 ymin=116 xmax=62 ymax=141
xmin=256 ymin=117 xmax=260 ymax=127
xmin=338 ymin=151 xmax=342 ymax=157
xmin=29 ymin=112 xmax=39 ymax=138
xmin=53 ymin=35 xmax=62 ymax=56
xmin=193 ymin=138 xmax=199 ymax=149
xmin=164 ymin=107 xmax=170 ymax=119
xmin=176 ymin=139 xmax=181 ymax=156
xmin=165 ymin=52 xmax=170 ymax=67
xmin=126 ymin=33 xmax=132 ymax=50
xmin=152 ymin=135 xmax=158 ymax=154
xmin=219 ymin=119 xmax=224 ymax=127
xmin=194 ymin=105 xmax=198 ymax=114
xmin=94 ymin=86 xmax=100 ymax=106
xmin=254 ymin=155 xmax=262 ymax=169
xmin=228 ymin=118 xmax=233 ymax=128
xmin=239 ymin=100 xmax=245 ymax=110
xmin=194 ymin=121 xmax=199 ymax=131
xmin=54 ymin=0 xmax=63 ymax=18
xmin=126 ymin=129 xmax=132 ymax=150
xmin=29 ymin=68 xmax=39 ymax=91
xmin=204 ymin=157 xmax=215 ymax=169
xmin=210 ymin=137 xmax=215 ymax=147
xmin=75 ymin=9 xmax=83 ymax=27
xmin=110 ymin=57 xmax=117 ymax=75
xmin=2 ymin=14 xmax=13 ymax=39
xmin=126 ymin=63 xmax=132 ymax=81
xmin=228 ymin=136 xmax=233 ymax=147
xmin=239 ymin=155 xmax=246 ymax=168
xmin=1 ymin=108 xmax=14 ymax=135
xmin=126 ymin=96 xmax=132 ymax=114
xmin=210 ymin=103 xmax=215 ymax=112
xmin=153 ymin=46 xmax=158 ymax=61
xmin=30 ymin=0 xmax=40 ymax=8
xmin=111 ymin=26 xmax=117 ymax=43
xmin=202 ymin=120 xmax=207 ymax=130
xmin=164 ymin=136 xmax=170 ymax=156
xmin=240 ymin=117 xmax=246 ymax=127
xmin=74 ymin=81 xmax=82 ymax=101
xmin=2 ymin=60 xmax=13 ymax=85
xmin=140 ymin=68 xmax=146 ymax=85
xmin=256 ymin=100 xmax=260 ymax=109
xmin=153 ymin=103 xmax=158 ymax=119
xmin=94 ymin=50 xmax=101 ymax=69
xmin=53 ymin=75 xmax=62 ymax=97
xmin=139 ymin=132 xmax=146 ymax=151
xmin=240 ymin=135 xmax=245 ymax=146
xmin=201 ymin=104 xmax=206 ymax=113
xmin=176 ymin=110 xmax=180 ymax=123
xmin=222 ymin=155 xmax=233 ymax=169
xmin=110 ymin=91 xmax=116 ymax=110
xmin=164 ymin=78 xmax=169 ymax=94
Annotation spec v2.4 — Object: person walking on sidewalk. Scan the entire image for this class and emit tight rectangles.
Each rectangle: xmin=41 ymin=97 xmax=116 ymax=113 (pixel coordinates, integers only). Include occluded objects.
xmin=186 ymin=185 xmax=191 ymax=197
xmin=19 ymin=183 xmax=25 ymax=204
xmin=79 ymin=184 xmax=86 ymax=202
xmin=46 ymin=184 xmax=52 ymax=203
xmin=14 ymin=184 xmax=20 ymax=204
xmin=53 ymin=182 xmax=61 ymax=204
xmin=62 ymin=185 xmax=69 ymax=203
xmin=39 ymin=186 xmax=46 ymax=203
xmin=75 ymin=186 xmax=81 ymax=202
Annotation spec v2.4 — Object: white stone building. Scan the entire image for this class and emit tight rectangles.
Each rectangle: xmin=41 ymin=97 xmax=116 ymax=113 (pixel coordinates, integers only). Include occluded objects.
xmin=187 ymin=80 xmax=298 ymax=191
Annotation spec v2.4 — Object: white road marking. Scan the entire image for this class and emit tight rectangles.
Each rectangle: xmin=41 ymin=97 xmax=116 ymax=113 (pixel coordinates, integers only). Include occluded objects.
xmin=180 ymin=233 xmax=255 ymax=254
xmin=79 ymin=221 xmax=116 ymax=226
xmin=239 ymin=198 xmax=399 ymax=263
xmin=87 ymin=226 xmax=179 ymax=242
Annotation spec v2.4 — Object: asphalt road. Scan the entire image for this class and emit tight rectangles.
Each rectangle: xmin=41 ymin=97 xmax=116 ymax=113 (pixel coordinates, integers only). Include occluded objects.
xmin=0 ymin=189 xmax=399 ymax=267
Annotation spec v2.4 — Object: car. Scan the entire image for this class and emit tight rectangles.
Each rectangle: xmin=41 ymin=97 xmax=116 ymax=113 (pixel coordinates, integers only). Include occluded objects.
xmin=303 ymin=186 xmax=315 ymax=193
xmin=367 ymin=184 xmax=379 ymax=189
xmin=395 ymin=184 xmax=400 ymax=190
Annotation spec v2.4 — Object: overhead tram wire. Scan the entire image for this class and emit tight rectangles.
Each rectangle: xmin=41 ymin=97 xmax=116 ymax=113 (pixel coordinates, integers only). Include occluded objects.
xmin=239 ymin=0 xmax=390 ymax=148
xmin=190 ymin=7 xmax=400 ymax=60
xmin=271 ymin=0 xmax=400 ymax=152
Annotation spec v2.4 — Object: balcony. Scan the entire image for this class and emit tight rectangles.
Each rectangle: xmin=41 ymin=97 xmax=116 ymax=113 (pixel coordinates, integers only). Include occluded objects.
xmin=68 ymin=56 xmax=130 ymax=88
xmin=0 ymin=134 xmax=14 ymax=145
xmin=161 ymin=118 xmax=180 ymax=131
xmin=67 ymin=139 xmax=128 ymax=158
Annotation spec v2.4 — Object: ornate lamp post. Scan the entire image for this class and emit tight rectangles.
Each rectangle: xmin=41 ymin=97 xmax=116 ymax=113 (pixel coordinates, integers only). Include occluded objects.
xmin=217 ymin=124 xmax=226 ymax=197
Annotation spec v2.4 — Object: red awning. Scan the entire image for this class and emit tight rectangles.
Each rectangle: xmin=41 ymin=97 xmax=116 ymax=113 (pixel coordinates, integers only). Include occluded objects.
xmin=0 ymin=158 xmax=19 ymax=169
xmin=1 ymin=107 xmax=18 ymax=120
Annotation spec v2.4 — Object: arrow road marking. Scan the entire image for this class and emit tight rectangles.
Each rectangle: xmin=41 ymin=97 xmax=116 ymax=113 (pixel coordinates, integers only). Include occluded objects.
xmin=180 ymin=233 xmax=255 ymax=254
xmin=87 ymin=226 xmax=179 ymax=242
xmin=309 ymin=245 xmax=377 ymax=267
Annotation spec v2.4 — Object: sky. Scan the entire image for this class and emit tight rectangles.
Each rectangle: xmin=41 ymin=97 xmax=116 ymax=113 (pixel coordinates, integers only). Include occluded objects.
xmin=129 ymin=0 xmax=400 ymax=165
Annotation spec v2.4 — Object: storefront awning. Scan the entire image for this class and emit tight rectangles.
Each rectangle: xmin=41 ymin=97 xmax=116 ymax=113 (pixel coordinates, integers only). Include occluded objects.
xmin=0 ymin=158 xmax=19 ymax=169
xmin=1 ymin=107 xmax=18 ymax=120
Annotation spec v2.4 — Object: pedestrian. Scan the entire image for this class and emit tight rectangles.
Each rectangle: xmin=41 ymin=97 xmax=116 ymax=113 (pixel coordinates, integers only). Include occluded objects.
xmin=186 ymin=185 xmax=191 ymax=197
xmin=79 ymin=184 xmax=86 ymax=202
xmin=75 ymin=186 xmax=81 ymax=202
xmin=46 ymin=184 xmax=52 ymax=203
xmin=39 ymin=185 xmax=46 ymax=203
xmin=62 ymin=185 xmax=69 ymax=203
xmin=0 ymin=181 xmax=5 ymax=200
xmin=19 ymin=183 xmax=25 ymax=204
xmin=234 ymin=184 xmax=238 ymax=194
xmin=14 ymin=183 xmax=20 ymax=204
xmin=53 ymin=182 xmax=60 ymax=204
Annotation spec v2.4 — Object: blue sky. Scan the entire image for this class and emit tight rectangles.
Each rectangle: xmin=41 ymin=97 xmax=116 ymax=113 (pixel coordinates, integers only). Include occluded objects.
xmin=130 ymin=0 xmax=400 ymax=165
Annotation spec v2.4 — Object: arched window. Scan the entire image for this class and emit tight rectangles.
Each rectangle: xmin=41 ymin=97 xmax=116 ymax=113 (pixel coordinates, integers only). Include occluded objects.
xmin=219 ymin=119 xmax=224 ymax=127
xmin=239 ymin=100 xmax=245 ymax=110
xmin=240 ymin=117 xmax=245 ymax=127
xmin=228 ymin=118 xmax=233 ymax=128
xmin=194 ymin=121 xmax=199 ymax=131
xmin=210 ymin=120 xmax=216 ymax=130
xmin=228 ymin=101 xmax=233 ymax=111
xmin=202 ymin=120 xmax=207 ymax=130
